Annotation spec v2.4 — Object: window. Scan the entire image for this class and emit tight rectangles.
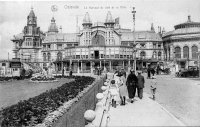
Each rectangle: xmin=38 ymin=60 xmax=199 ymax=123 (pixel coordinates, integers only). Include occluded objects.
xmin=183 ymin=46 xmax=189 ymax=58
xmin=158 ymin=44 xmax=161 ymax=49
xmin=140 ymin=51 xmax=146 ymax=59
xmin=43 ymin=53 xmax=46 ymax=61
xmin=153 ymin=51 xmax=157 ymax=59
xmin=57 ymin=44 xmax=62 ymax=50
xmin=175 ymin=47 xmax=181 ymax=58
xmin=153 ymin=43 xmax=156 ymax=49
xmin=47 ymin=53 xmax=51 ymax=61
xmin=115 ymin=54 xmax=119 ymax=58
xmin=67 ymin=44 xmax=72 ymax=47
xmin=57 ymin=52 xmax=62 ymax=61
xmin=2 ymin=63 xmax=6 ymax=66
xmin=158 ymin=51 xmax=162 ymax=60
xmin=192 ymin=45 xmax=198 ymax=59
xmin=48 ymin=45 xmax=51 ymax=49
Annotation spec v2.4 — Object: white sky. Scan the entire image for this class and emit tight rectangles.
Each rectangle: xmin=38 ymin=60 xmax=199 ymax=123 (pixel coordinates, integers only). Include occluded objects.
xmin=0 ymin=0 xmax=200 ymax=59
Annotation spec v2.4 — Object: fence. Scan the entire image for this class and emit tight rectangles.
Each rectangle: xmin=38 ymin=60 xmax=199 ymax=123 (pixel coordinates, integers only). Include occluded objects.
xmin=51 ymin=75 xmax=106 ymax=127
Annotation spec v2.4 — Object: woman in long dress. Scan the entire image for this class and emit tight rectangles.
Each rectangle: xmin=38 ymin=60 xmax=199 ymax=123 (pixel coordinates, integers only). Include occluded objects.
xmin=119 ymin=73 xmax=128 ymax=105
xmin=126 ymin=70 xmax=138 ymax=103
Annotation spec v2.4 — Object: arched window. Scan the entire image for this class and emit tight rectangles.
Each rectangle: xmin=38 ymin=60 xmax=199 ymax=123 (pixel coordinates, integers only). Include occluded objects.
xmin=158 ymin=51 xmax=162 ymax=60
xmin=175 ymin=47 xmax=181 ymax=58
xmin=92 ymin=34 xmax=105 ymax=45
xmin=43 ymin=53 xmax=46 ymax=61
xmin=140 ymin=51 xmax=146 ymax=59
xmin=192 ymin=45 xmax=198 ymax=59
xmin=153 ymin=51 xmax=157 ymax=59
xmin=57 ymin=52 xmax=62 ymax=61
xmin=47 ymin=53 xmax=51 ymax=61
xmin=183 ymin=46 xmax=189 ymax=58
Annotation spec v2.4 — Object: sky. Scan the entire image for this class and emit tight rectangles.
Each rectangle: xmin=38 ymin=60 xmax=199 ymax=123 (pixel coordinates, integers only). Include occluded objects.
xmin=0 ymin=0 xmax=200 ymax=59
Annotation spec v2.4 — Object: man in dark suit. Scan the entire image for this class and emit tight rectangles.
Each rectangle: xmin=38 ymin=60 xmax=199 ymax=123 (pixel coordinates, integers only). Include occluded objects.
xmin=136 ymin=71 xmax=145 ymax=99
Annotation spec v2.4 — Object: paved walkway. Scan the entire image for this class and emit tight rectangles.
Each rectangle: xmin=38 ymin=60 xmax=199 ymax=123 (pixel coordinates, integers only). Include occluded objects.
xmin=106 ymin=93 xmax=185 ymax=126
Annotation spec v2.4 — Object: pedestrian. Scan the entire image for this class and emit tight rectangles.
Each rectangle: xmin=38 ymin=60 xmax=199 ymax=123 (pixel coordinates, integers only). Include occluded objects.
xmin=109 ymin=79 xmax=119 ymax=108
xmin=150 ymin=76 xmax=157 ymax=100
xmin=69 ymin=70 xmax=73 ymax=77
xmin=147 ymin=67 xmax=151 ymax=79
xmin=126 ymin=69 xmax=138 ymax=103
xmin=151 ymin=68 xmax=155 ymax=76
xmin=121 ymin=68 xmax=126 ymax=77
xmin=136 ymin=71 xmax=145 ymax=99
xmin=119 ymin=73 xmax=128 ymax=105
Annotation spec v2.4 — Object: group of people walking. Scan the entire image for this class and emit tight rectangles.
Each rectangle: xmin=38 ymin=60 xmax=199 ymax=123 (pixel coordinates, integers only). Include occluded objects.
xmin=109 ymin=69 xmax=145 ymax=107
xmin=109 ymin=68 xmax=157 ymax=108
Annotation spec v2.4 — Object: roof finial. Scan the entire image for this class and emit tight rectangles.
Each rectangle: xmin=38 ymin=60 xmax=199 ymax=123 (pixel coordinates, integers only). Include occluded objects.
xmin=151 ymin=23 xmax=155 ymax=32
xmin=188 ymin=15 xmax=191 ymax=22
xmin=31 ymin=6 xmax=33 ymax=10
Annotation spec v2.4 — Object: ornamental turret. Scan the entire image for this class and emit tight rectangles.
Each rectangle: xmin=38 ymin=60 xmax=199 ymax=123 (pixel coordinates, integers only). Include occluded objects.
xmin=48 ymin=17 xmax=59 ymax=34
xmin=27 ymin=7 xmax=37 ymax=25
xmin=82 ymin=12 xmax=92 ymax=29
xmin=105 ymin=11 xmax=115 ymax=28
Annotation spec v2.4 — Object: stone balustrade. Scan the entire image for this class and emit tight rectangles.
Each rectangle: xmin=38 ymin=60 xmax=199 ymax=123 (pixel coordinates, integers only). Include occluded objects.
xmin=84 ymin=78 xmax=111 ymax=127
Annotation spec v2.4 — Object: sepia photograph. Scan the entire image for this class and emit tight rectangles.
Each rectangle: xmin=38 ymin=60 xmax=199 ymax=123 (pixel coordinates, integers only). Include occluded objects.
xmin=0 ymin=0 xmax=200 ymax=126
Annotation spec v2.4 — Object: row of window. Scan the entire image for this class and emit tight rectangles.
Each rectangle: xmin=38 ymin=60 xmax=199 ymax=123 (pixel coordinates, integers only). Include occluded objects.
xmin=174 ymin=45 xmax=198 ymax=59
xmin=43 ymin=44 xmax=77 ymax=50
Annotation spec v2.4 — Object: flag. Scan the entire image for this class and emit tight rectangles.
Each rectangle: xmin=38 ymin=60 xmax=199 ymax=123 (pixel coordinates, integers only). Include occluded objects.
xmin=115 ymin=17 xmax=120 ymax=24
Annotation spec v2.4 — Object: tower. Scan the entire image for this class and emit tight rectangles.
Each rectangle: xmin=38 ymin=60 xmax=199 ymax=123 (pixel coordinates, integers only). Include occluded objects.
xmin=104 ymin=11 xmax=115 ymax=45
xmin=82 ymin=12 xmax=92 ymax=46
xmin=21 ymin=7 xmax=42 ymax=62
xmin=48 ymin=17 xmax=59 ymax=34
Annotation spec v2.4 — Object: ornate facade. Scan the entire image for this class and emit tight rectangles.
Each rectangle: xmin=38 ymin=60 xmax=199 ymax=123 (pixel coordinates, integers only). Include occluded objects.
xmin=12 ymin=8 xmax=44 ymax=65
xmin=163 ymin=15 xmax=200 ymax=69
xmin=11 ymin=8 xmax=164 ymax=73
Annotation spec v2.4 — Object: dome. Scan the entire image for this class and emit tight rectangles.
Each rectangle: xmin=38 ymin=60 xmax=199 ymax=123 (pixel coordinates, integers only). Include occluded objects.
xmin=83 ymin=12 xmax=92 ymax=24
xmin=174 ymin=15 xmax=200 ymax=30
xmin=48 ymin=17 xmax=58 ymax=33
xmin=105 ymin=11 xmax=114 ymax=23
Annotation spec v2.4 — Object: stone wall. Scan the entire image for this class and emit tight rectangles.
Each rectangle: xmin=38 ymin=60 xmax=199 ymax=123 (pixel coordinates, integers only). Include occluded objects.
xmin=52 ymin=76 xmax=106 ymax=127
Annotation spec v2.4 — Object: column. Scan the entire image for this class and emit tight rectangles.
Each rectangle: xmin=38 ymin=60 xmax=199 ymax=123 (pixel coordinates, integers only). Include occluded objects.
xmin=109 ymin=61 xmax=112 ymax=72
xmin=128 ymin=60 xmax=131 ymax=73
xmin=90 ymin=61 xmax=93 ymax=74
xmin=122 ymin=61 xmax=124 ymax=69
xmin=77 ymin=60 xmax=80 ymax=73
xmin=104 ymin=60 xmax=106 ymax=71
xmin=100 ymin=61 xmax=102 ymax=68
xmin=81 ymin=61 xmax=83 ymax=72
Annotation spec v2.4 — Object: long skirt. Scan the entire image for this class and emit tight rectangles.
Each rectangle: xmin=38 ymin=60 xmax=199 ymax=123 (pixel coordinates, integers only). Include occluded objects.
xmin=127 ymin=85 xmax=136 ymax=99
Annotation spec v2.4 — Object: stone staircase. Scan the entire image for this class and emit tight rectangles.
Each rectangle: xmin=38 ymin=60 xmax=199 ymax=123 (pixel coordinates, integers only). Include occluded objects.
xmin=23 ymin=63 xmax=43 ymax=74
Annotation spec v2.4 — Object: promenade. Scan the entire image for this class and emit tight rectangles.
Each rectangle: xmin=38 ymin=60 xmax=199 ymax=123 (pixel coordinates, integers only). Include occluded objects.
xmin=106 ymin=93 xmax=185 ymax=126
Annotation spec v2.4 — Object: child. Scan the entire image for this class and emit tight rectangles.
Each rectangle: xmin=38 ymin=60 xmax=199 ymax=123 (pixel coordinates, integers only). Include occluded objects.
xmin=150 ymin=76 xmax=157 ymax=100
xmin=109 ymin=79 xmax=119 ymax=108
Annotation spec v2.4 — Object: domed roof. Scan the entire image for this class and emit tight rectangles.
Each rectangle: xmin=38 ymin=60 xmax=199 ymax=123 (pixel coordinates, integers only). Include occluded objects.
xmin=174 ymin=15 xmax=200 ymax=30
xmin=83 ymin=12 xmax=92 ymax=24
xmin=105 ymin=11 xmax=114 ymax=23
xmin=163 ymin=15 xmax=200 ymax=38
xmin=48 ymin=17 xmax=58 ymax=33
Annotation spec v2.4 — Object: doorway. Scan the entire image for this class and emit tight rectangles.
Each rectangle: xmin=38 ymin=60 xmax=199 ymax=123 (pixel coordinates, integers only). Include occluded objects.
xmin=94 ymin=50 xmax=99 ymax=59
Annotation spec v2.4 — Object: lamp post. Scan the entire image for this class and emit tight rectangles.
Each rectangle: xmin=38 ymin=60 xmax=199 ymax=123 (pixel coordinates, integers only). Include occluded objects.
xmin=132 ymin=7 xmax=137 ymax=74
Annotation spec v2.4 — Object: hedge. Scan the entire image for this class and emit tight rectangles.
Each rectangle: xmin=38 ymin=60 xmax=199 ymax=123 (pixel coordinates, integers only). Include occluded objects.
xmin=0 ymin=76 xmax=95 ymax=127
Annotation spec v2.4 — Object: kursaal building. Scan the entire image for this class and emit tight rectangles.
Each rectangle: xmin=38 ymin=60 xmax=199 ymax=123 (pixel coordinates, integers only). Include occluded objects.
xmin=11 ymin=8 xmax=164 ymax=73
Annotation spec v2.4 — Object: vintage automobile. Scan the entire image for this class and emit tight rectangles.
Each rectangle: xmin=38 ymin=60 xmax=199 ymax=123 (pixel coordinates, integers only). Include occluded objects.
xmin=176 ymin=66 xmax=199 ymax=77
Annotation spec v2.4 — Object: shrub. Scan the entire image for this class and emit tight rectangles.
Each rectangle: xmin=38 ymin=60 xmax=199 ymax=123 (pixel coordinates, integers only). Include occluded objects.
xmin=0 ymin=76 xmax=95 ymax=127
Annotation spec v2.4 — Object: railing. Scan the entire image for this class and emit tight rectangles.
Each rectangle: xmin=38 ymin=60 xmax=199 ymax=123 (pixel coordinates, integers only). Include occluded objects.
xmin=84 ymin=74 xmax=113 ymax=127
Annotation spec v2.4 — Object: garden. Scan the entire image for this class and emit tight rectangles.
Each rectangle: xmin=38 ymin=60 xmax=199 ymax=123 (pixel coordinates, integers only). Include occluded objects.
xmin=0 ymin=76 xmax=95 ymax=127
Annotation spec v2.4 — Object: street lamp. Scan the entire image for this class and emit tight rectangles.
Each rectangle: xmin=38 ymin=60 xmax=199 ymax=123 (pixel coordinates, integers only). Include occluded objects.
xmin=132 ymin=7 xmax=137 ymax=74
